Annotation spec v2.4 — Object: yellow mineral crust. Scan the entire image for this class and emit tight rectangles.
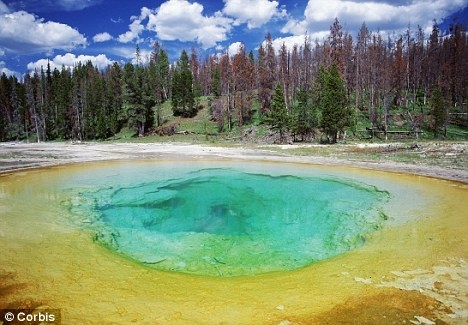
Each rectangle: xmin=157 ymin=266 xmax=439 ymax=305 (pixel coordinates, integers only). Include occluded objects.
xmin=0 ymin=161 xmax=466 ymax=324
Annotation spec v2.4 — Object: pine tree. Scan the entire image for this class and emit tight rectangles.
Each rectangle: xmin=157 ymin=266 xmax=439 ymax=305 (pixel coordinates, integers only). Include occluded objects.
xmin=70 ymin=63 xmax=86 ymax=140
xmin=149 ymin=43 xmax=170 ymax=126
xmin=293 ymin=88 xmax=319 ymax=141
xmin=266 ymin=83 xmax=290 ymax=142
xmin=211 ymin=67 xmax=221 ymax=97
xmin=157 ymin=49 xmax=170 ymax=101
xmin=122 ymin=62 xmax=153 ymax=137
xmin=172 ymin=50 xmax=195 ymax=117
xmin=83 ymin=62 xmax=102 ymax=139
xmin=105 ymin=62 xmax=123 ymax=136
xmin=316 ymin=64 xmax=353 ymax=143
xmin=52 ymin=66 xmax=72 ymax=139
xmin=0 ymin=73 xmax=11 ymax=140
xmin=190 ymin=47 xmax=202 ymax=98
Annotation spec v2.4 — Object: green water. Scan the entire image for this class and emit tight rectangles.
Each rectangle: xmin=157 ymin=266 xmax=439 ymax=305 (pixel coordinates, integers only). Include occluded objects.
xmin=64 ymin=162 xmax=390 ymax=276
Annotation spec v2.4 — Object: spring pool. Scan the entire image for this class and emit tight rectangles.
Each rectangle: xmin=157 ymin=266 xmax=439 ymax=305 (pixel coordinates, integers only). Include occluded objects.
xmin=63 ymin=163 xmax=389 ymax=276
xmin=1 ymin=159 xmax=466 ymax=323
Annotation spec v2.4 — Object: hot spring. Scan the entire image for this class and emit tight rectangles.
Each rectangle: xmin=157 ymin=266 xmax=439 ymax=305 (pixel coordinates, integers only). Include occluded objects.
xmin=64 ymin=163 xmax=390 ymax=276
xmin=1 ymin=159 xmax=466 ymax=323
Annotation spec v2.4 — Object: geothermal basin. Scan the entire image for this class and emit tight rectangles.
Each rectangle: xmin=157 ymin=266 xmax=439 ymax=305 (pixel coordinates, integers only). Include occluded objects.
xmin=0 ymin=143 xmax=466 ymax=324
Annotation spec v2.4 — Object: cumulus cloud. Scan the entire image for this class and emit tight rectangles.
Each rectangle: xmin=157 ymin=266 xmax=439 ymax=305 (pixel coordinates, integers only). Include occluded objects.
xmin=117 ymin=7 xmax=152 ymax=43
xmin=93 ymin=32 xmax=113 ymax=43
xmin=223 ymin=0 xmax=284 ymax=29
xmin=116 ymin=0 xmax=287 ymax=49
xmin=302 ymin=0 xmax=462 ymax=25
xmin=0 ymin=10 xmax=87 ymax=54
xmin=117 ymin=0 xmax=287 ymax=49
xmin=147 ymin=0 xmax=232 ymax=48
xmin=27 ymin=53 xmax=113 ymax=71
xmin=282 ymin=0 xmax=468 ymax=36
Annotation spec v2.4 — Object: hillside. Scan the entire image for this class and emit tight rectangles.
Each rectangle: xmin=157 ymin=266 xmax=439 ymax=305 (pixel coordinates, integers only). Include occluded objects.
xmin=109 ymin=94 xmax=468 ymax=145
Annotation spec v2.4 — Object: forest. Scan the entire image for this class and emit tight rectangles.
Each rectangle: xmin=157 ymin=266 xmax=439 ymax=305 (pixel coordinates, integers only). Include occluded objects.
xmin=0 ymin=18 xmax=467 ymax=143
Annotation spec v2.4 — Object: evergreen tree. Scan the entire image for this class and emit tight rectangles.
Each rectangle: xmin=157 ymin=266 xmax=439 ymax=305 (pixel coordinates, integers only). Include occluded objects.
xmin=24 ymin=72 xmax=44 ymax=142
xmin=266 ymin=83 xmax=290 ymax=142
xmin=316 ymin=64 xmax=353 ymax=143
xmin=0 ymin=73 xmax=11 ymax=140
xmin=293 ymin=88 xmax=319 ymax=141
xmin=71 ymin=63 xmax=86 ymax=140
xmin=51 ymin=66 xmax=72 ymax=139
xmin=42 ymin=63 xmax=54 ymax=140
xmin=172 ymin=50 xmax=196 ymax=117
xmin=211 ymin=67 xmax=221 ymax=97
xmin=31 ymin=70 xmax=47 ymax=142
xmin=157 ymin=49 xmax=170 ymax=101
xmin=122 ymin=62 xmax=153 ymax=137
xmin=91 ymin=70 xmax=107 ymax=139
xmin=105 ymin=62 xmax=124 ymax=136
xmin=149 ymin=43 xmax=170 ymax=126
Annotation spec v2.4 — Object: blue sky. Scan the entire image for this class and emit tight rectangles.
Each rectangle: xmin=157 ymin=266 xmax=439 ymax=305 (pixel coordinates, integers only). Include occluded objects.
xmin=1 ymin=0 xmax=467 ymax=77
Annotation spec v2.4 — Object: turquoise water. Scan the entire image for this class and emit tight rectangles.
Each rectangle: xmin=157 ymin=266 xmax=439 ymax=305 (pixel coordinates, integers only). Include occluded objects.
xmin=64 ymin=162 xmax=390 ymax=276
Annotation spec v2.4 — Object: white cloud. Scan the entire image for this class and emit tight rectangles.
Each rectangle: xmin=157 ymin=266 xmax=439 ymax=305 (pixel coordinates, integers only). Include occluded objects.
xmin=0 ymin=10 xmax=87 ymax=54
xmin=109 ymin=46 xmax=151 ymax=65
xmin=222 ymin=0 xmax=283 ymax=29
xmin=282 ymin=0 xmax=468 ymax=36
xmin=0 ymin=60 xmax=20 ymax=77
xmin=302 ymin=0 xmax=407 ymax=24
xmin=265 ymin=33 xmax=330 ymax=54
xmin=227 ymin=41 xmax=243 ymax=56
xmin=93 ymin=32 xmax=113 ymax=43
xmin=118 ymin=22 xmax=143 ymax=43
xmin=27 ymin=53 xmax=113 ymax=71
xmin=116 ymin=46 xmax=152 ymax=65
xmin=117 ymin=7 xmax=151 ymax=43
xmin=0 ymin=1 xmax=9 ymax=14
xmin=110 ymin=46 xmax=136 ymax=59
xmin=147 ymin=0 xmax=233 ymax=49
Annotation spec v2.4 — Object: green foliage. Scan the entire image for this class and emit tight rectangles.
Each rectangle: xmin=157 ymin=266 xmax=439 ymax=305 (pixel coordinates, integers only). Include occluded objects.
xmin=211 ymin=68 xmax=221 ymax=97
xmin=265 ymin=83 xmax=290 ymax=142
xmin=315 ymin=64 xmax=353 ymax=143
xmin=149 ymin=43 xmax=170 ymax=127
xmin=293 ymin=88 xmax=319 ymax=141
xmin=172 ymin=50 xmax=196 ymax=118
